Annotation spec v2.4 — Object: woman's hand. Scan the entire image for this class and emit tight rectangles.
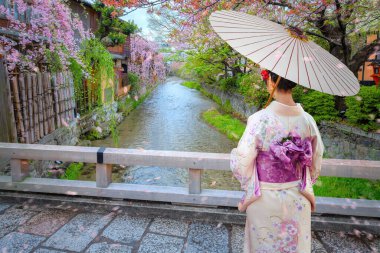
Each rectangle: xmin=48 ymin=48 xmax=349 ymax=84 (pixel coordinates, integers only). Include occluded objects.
xmin=237 ymin=195 xmax=258 ymax=212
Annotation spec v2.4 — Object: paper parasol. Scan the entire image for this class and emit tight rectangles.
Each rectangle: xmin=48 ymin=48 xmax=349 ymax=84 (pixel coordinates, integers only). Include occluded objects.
xmin=209 ymin=10 xmax=360 ymax=96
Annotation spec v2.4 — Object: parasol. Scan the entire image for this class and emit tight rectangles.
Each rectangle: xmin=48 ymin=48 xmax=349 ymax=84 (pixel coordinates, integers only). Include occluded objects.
xmin=209 ymin=10 xmax=360 ymax=96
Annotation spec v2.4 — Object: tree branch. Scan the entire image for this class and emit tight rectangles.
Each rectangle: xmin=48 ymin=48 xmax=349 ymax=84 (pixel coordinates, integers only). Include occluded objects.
xmin=303 ymin=29 xmax=342 ymax=47
xmin=348 ymin=37 xmax=380 ymax=73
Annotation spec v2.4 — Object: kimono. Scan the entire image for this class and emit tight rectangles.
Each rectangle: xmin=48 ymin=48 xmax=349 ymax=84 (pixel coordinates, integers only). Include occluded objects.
xmin=230 ymin=100 xmax=324 ymax=253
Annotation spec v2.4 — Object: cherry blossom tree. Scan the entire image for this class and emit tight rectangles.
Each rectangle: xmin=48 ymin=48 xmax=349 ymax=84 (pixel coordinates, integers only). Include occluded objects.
xmin=128 ymin=34 xmax=166 ymax=85
xmin=102 ymin=0 xmax=380 ymax=74
xmin=0 ymin=0 xmax=90 ymax=73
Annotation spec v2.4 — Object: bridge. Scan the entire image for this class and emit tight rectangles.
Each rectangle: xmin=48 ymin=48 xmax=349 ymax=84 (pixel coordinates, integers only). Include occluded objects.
xmin=0 ymin=142 xmax=379 ymax=252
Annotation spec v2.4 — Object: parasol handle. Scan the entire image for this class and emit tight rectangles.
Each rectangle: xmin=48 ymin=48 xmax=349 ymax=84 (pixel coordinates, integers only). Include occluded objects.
xmin=264 ymin=76 xmax=281 ymax=108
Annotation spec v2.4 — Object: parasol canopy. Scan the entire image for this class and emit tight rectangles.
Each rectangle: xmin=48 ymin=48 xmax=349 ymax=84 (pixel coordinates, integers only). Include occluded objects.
xmin=209 ymin=10 xmax=360 ymax=96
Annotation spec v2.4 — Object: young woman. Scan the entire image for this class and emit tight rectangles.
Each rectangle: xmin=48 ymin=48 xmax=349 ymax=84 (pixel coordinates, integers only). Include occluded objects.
xmin=230 ymin=69 xmax=324 ymax=252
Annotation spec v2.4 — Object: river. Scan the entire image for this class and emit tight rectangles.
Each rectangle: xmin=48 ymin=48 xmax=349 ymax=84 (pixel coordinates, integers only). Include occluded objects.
xmin=86 ymin=77 xmax=241 ymax=190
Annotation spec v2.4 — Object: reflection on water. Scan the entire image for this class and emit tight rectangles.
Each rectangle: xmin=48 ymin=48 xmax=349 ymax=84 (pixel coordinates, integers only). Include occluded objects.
xmin=91 ymin=77 xmax=239 ymax=188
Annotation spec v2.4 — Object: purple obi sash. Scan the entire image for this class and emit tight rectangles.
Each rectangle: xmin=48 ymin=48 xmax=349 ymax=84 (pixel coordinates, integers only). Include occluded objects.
xmin=256 ymin=131 xmax=313 ymax=191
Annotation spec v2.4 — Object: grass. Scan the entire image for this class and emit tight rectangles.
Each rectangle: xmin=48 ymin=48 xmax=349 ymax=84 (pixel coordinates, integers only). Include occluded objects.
xmin=315 ymin=176 xmax=380 ymax=200
xmin=200 ymin=106 xmax=380 ymax=200
xmin=202 ymin=108 xmax=245 ymax=142
xmin=181 ymin=81 xmax=202 ymax=90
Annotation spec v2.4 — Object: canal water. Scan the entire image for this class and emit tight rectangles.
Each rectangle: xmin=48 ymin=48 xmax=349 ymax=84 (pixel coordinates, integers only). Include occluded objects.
xmin=87 ymin=77 xmax=241 ymax=190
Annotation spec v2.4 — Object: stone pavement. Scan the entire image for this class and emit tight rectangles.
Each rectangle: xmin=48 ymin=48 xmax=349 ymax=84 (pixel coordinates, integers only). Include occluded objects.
xmin=0 ymin=198 xmax=379 ymax=253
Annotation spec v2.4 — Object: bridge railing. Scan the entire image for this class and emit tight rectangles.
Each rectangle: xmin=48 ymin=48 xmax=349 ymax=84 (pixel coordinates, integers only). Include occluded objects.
xmin=0 ymin=142 xmax=379 ymax=217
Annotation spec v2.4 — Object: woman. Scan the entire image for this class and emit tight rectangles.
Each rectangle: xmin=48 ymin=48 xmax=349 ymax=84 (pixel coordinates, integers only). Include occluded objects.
xmin=230 ymin=69 xmax=324 ymax=253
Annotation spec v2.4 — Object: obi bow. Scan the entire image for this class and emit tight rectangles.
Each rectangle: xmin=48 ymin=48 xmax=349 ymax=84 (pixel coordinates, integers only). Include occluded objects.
xmin=269 ymin=131 xmax=313 ymax=191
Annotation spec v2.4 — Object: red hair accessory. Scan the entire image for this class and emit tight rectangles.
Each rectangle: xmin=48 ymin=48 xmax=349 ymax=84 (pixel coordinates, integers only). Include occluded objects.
xmin=261 ymin=69 xmax=269 ymax=81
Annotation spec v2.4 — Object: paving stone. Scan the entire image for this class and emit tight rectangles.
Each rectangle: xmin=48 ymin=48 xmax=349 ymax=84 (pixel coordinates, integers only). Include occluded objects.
xmin=138 ymin=233 xmax=184 ymax=253
xmin=148 ymin=218 xmax=188 ymax=237
xmin=312 ymin=238 xmax=328 ymax=253
xmin=0 ymin=231 xmax=45 ymax=253
xmin=368 ymin=237 xmax=380 ymax=253
xmin=0 ymin=208 xmax=37 ymax=238
xmin=102 ymin=214 xmax=150 ymax=244
xmin=316 ymin=231 xmax=372 ymax=253
xmin=0 ymin=203 xmax=11 ymax=212
xmin=231 ymin=225 xmax=244 ymax=253
xmin=34 ymin=248 xmax=67 ymax=253
xmin=86 ymin=242 xmax=133 ymax=253
xmin=42 ymin=212 xmax=115 ymax=252
xmin=18 ymin=209 xmax=76 ymax=236
xmin=184 ymin=222 xmax=229 ymax=253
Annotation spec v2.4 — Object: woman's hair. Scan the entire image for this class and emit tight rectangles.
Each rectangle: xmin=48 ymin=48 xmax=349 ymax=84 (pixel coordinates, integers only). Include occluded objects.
xmin=267 ymin=70 xmax=297 ymax=91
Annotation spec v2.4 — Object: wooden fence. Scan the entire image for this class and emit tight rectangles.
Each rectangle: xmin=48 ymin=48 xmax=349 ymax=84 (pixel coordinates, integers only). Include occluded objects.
xmin=7 ymin=71 xmax=75 ymax=143
xmin=0 ymin=143 xmax=379 ymax=218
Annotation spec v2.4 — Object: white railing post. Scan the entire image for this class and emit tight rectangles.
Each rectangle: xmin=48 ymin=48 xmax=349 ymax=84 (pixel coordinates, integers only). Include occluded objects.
xmin=96 ymin=164 xmax=112 ymax=188
xmin=189 ymin=168 xmax=202 ymax=194
xmin=10 ymin=158 xmax=29 ymax=182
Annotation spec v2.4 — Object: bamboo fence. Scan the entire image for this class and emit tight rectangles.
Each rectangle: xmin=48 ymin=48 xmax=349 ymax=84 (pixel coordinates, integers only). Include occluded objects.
xmin=8 ymin=71 xmax=76 ymax=143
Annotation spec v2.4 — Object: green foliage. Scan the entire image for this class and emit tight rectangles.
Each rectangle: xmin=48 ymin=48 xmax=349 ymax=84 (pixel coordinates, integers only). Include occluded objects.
xmin=109 ymin=112 xmax=119 ymax=147
xmin=127 ymin=72 xmax=140 ymax=96
xmin=85 ymin=128 xmax=102 ymax=141
xmin=45 ymin=49 xmax=63 ymax=73
xmin=236 ymin=73 xmax=269 ymax=108
xmin=69 ymin=38 xmax=115 ymax=114
xmin=106 ymin=32 xmax=127 ymax=46
xmin=81 ymin=38 xmax=115 ymax=109
xmin=181 ymin=81 xmax=201 ymax=90
xmin=180 ymin=48 xmax=225 ymax=84
xmin=60 ymin=162 xmax=84 ymax=180
xmin=118 ymin=86 xmax=155 ymax=116
xmin=298 ymin=90 xmax=339 ymax=123
xmin=345 ymin=86 xmax=380 ymax=131
xmin=218 ymin=76 xmax=238 ymax=91
xmin=202 ymin=108 xmax=245 ymax=142
xmin=93 ymin=1 xmax=139 ymax=46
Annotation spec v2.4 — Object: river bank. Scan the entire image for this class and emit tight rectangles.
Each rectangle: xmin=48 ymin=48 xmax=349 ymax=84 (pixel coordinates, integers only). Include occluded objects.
xmin=62 ymin=77 xmax=241 ymax=191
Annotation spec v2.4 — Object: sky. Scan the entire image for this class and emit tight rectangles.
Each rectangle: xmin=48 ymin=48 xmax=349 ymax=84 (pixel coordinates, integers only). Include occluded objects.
xmin=121 ymin=8 xmax=158 ymax=40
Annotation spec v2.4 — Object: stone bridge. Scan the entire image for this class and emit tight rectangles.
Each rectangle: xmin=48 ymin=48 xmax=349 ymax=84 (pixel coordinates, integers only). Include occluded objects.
xmin=0 ymin=143 xmax=379 ymax=252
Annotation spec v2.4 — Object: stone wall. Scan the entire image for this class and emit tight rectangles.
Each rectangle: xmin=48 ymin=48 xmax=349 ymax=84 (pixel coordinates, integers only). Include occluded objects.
xmin=200 ymin=83 xmax=258 ymax=119
xmin=201 ymin=83 xmax=379 ymax=161
xmin=319 ymin=121 xmax=380 ymax=161
xmin=78 ymin=102 xmax=124 ymax=139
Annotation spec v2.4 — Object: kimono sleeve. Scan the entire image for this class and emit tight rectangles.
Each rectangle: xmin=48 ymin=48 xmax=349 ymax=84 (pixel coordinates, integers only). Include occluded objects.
xmin=230 ymin=113 xmax=263 ymax=199
xmin=300 ymin=113 xmax=324 ymax=212
xmin=305 ymin=113 xmax=325 ymax=184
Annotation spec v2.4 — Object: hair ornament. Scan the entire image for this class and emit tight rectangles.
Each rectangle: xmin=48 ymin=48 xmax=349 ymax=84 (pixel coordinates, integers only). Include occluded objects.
xmin=261 ymin=69 xmax=269 ymax=81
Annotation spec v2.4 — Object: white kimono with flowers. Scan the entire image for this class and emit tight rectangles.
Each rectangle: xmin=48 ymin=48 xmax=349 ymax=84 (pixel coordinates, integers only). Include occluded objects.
xmin=230 ymin=100 xmax=324 ymax=253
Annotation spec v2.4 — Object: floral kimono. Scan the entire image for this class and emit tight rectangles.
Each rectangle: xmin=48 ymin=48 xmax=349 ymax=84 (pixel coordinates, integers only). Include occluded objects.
xmin=230 ymin=100 xmax=324 ymax=253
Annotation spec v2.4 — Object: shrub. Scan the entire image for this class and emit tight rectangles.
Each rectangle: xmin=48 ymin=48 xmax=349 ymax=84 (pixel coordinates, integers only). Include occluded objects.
xmin=60 ymin=162 xmax=84 ymax=180
xmin=299 ymin=90 xmax=339 ymax=123
xmin=345 ymin=85 xmax=380 ymax=131
xmin=218 ymin=76 xmax=238 ymax=91
xmin=128 ymin=72 xmax=140 ymax=96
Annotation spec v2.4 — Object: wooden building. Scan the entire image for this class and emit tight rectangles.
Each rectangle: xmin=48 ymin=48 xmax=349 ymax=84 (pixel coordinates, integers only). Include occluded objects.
xmin=357 ymin=33 xmax=380 ymax=86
